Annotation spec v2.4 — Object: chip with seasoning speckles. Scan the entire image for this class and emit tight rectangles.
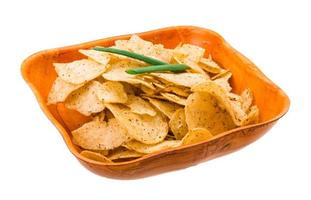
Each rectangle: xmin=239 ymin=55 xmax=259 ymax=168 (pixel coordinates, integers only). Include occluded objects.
xmin=185 ymin=92 xmax=236 ymax=135
xmin=97 ymin=81 xmax=128 ymax=103
xmin=124 ymin=140 xmax=181 ymax=154
xmin=72 ymin=118 xmax=129 ymax=150
xmin=105 ymin=103 xmax=168 ymax=144
xmin=169 ymin=108 xmax=188 ymax=140
xmin=47 ymin=77 xmax=83 ymax=105
xmin=65 ymin=81 xmax=105 ymax=116
xmin=182 ymin=128 xmax=213 ymax=145
xmin=54 ymin=59 xmax=109 ymax=84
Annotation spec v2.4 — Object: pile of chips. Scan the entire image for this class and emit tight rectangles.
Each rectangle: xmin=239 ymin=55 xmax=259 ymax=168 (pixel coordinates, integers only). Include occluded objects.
xmin=48 ymin=35 xmax=259 ymax=162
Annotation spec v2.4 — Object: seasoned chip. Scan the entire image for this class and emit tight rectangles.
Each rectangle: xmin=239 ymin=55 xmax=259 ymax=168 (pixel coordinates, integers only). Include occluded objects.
xmin=108 ymin=148 xmax=144 ymax=160
xmin=191 ymin=81 xmax=247 ymax=125
xmin=169 ymin=108 xmax=188 ymax=140
xmin=125 ymin=95 xmax=156 ymax=116
xmin=213 ymin=71 xmax=232 ymax=92
xmin=161 ymin=85 xmax=190 ymax=97
xmin=79 ymin=49 xmax=110 ymax=65
xmin=65 ymin=81 xmax=105 ymax=116
xmin=92 ymin=111 xmax=105 ymax=122
xmin=97 ymin=81 xmax=128 ymax=103
xmin=151 ymin=72 xmax=206 ymax=88
xmin=174 ymin=44 xmax=205 ymax=63
xmin=124 ymin=140 xmax=181 ymax=154
xmin=199 ymin=56 xmax=222 ymax=73
xmin=147 ymin=98 xmax=182 ymax=119
xmin=47 ymin=77 xmax=83 ymax=105
xmin=161 ymin=93 xmax=187 ymax=106
xmin=241 ymin=88 xmax=253 ymax=112
xmin=80 ymin=150 xmax=112 ymax=163
xmin=105 ymin=103 xmax=168 ymax=144
xmin=242 ymin=105 xmax=259 ymax=125
xmin=185 ymin=92 xmax=235 ymax=135
xmin=54 ymin=59 xmax=109 ymax=84
xmin=102 ymin=62 xmax=155 ymax=90
xmin=182 ymin=128 xmax=213 ymax=145
xmin=72 ymin=118 xmax=129 ymax=150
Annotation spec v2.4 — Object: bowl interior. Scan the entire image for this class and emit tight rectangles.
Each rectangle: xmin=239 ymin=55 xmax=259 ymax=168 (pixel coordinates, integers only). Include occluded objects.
xmin=22 ymin=26 xmax=290 ymax=155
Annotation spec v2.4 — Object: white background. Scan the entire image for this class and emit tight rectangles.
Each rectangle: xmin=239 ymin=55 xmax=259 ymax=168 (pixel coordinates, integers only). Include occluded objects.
xmin=0 ymin=0 xmax=310 ymax=199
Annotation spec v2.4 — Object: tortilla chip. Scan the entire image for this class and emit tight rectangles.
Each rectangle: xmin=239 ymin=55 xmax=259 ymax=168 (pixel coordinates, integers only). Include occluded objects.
xmin=72 ymin=118 xmax=129 ymax=150
xmin=161 ymin=93 xmax=187 ymax=106
xmin=92 ymin=111 xmax=105 ymax=122
xmin=97 ymin=81 xmax=128 ymax=103
xmin=79 ymin=49 xmax=110 ymax=65
xmin=124 ymin=140 xmax=181 ymax=154
xmin=147 ymin=98 xmax=182 ymax=119
xmin=47 ymin=77 xmax=83 ymax=104
xmin=151 ymin=72 xmax=206 ymax=88
xmin=185 ymin=92 xmax=235 ymax=135
xmin=105 ymin=103 xmax=168 ymax=144
xmin=191 ymin=81 xmax=247 ymax=125
xmin=213 ymin=71 xmax=232 ymax=92
xmin=125 ymin=95 xmax=156 ymax=116
xmin=102 ymin=62 xmax=155 ymax=90
xmin=54 ymin=59 xmax=109 ymax=84
xmin=199 ymin=56 xmax=222 ymax=73
xmin=174 ymin=44 xmax=205 ymax=63
xmin=108 ymin=147 xmax=144 ymax=160
xmin=241 ymin=88 xmax=253 ymax=112
xmin=169 ymin=108 xmax=188 ymax=140
xmin=242 ymin=105 xmax=259 ymax=125
xmin=65 ymin=81 xmax=105 ymax=116
xmin=80 ymin=150 xmax=112 ymax=163
xmin=126 ymin=35 xmax=172 ymax=63
xmin=161 ymin=85 xmax=190 ymax=97
xmin=182 ymin=128 xmax=213 ymax=145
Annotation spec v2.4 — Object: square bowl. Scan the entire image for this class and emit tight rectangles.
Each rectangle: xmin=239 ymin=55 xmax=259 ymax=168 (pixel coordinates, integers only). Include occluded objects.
xmin=21 ymin=26 xmax=290 ymax=179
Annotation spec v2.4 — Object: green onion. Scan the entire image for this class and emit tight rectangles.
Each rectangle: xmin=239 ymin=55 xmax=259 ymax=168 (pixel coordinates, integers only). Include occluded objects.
xmin=126 ymin=64 xmax=189 ymax=74
xmin=93 ymin=47 xmax=167 ymax=65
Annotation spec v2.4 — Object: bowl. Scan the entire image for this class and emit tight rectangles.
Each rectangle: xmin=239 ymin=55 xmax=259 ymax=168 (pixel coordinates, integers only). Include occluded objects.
xmin=21 ymin=26 xmax=290 ymax=179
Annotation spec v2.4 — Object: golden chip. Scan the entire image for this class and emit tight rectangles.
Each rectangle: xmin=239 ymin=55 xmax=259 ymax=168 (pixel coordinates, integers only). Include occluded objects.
xmin=169 ymin=108 xmax=188 ymax=140
xmin=151 ymin=72 xmax=206 ymax=88
xmin=213 ymin=71 xmax=232 ymax=92
xmin=124 ymin=140 xmax=181 ymax=154
xmin=72 ymin=118 xmax=129 ymax=150
xmin=161 ymin=92 xmax=187 ymax=106
xmin=191 ymin=81 xmax=247 ymax=125
xmin=125 ymin=95 xmax=156 ymax=116
xmin=102 ymin=62 xmax=155 ymax=90
xmin=108 ymin=147 xmax=144 ymax=160
xmin=54 ymin=59 xmax=109 ymax=84
xmin=241 ymin=88 xmax=253 ymax=112
xmin=47 ymin=77 xmax=83 ymax=105
xmin=199 ymin=56 xmax=222 ymax=73
xmin=97 ymin=81 xmax=128 ymax=103
xmin=65 ymin=81 xmax=105 ymax=116
xmin=147 ymin=98 xmax=182 ymax=119
xmin=79 ymin=49 xmax=110 ymax=65
xmin=182 ymin=128 xmax=213 ymax=145
xmin=105 ymin=103 xmax=168 ymax=144
xmin=242 ymin=105 xmax=259 ymax=125
xmin=174 ymin=44 xmax=205 ymax=63
xmin=80 ymin=150 xmax=112 ymax=163
xmin=185 ymin=92 xmax=235 ymax=135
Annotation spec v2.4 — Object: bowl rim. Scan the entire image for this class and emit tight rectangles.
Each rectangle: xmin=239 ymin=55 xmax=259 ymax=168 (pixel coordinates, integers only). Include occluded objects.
xmin=21 ymin=25 xmax=290 ymax=166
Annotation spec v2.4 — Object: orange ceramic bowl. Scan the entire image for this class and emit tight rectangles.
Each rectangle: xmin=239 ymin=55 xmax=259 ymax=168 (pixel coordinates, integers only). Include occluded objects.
xmin=21 ymin=26 xmax=290 ymax=179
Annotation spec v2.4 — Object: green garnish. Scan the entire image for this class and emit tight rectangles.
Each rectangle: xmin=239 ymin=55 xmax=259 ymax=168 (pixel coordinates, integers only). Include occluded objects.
xmin=126 ymin=64 xmax=189 ymax=74
xmin=93 ymin=47 xmax=167 ymax=65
